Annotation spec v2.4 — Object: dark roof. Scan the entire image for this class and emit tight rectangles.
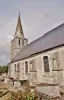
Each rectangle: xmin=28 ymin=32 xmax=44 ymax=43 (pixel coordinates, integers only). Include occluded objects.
xmin=12 ymin=23 xmax=64 ymax=62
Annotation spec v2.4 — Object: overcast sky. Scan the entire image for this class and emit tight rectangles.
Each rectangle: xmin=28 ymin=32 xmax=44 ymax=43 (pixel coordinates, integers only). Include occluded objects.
xmin=0 ymin=0 xmax=64 ymax=65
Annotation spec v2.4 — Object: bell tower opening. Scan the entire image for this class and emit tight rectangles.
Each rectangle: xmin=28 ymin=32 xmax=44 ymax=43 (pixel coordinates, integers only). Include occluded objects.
xmin=11 ymin=13 xmax=28 ymax=60
xmin=19 ymin=39 xmax=20 ymax=45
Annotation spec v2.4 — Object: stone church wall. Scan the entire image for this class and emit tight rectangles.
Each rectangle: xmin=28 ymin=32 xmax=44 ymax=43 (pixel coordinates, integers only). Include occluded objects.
xmin=9 ymin=46 xmax=64 ymax=85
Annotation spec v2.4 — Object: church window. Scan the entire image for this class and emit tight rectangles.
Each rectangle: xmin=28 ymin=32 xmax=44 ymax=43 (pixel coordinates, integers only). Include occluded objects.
xmin=43 ymin=56 xmax=49 ymax=72
xmin=15 ymin=64 xmax=16 ymax=72
xmin=52 ymin=52 xmax=59 ymax=71
xmin=19 ymin=39 xmax=20 ymax=45
xmin=30 ymin=60 xmax=36 ymax=71
xmin=22 ymin=39 xmax=24 ymax=46
xmin=17 ymin=63 xmax=20 ymax=72
xmin=25 ymin=61 xmax=28 ymax=74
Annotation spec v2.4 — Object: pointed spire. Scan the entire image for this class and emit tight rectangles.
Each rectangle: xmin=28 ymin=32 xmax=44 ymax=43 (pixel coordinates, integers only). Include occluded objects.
xmin=14 ymin=13 xmax=24 ymax=38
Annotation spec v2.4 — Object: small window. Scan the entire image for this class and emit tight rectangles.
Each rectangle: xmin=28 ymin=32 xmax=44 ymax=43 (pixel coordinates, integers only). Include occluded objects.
xmin=17 ymin=63 xmax=20 ymax=72
xmin=22 ymin=39 xmax=24 ymax=46
xmin=43 ymin=56 xmax=49 ymax=72
xmin=30 ymin=60 xmax=36 ymax=71
xmin=15 ymin=64 xmax=16 ymax=72
xmin=19 ymin=39 xmax=20 ymax=45
xmin=25 ymin=61 xmax=28 ymax=74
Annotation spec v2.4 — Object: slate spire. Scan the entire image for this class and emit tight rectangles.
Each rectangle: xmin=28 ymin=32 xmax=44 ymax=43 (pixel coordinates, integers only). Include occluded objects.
xmin=14 ymin=13 xmax=24 ymax=38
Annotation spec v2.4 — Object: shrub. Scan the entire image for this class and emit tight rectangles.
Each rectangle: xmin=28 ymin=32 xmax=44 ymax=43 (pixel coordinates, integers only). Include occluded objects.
xmin=6 ymin=88 xmax=40 ymax=100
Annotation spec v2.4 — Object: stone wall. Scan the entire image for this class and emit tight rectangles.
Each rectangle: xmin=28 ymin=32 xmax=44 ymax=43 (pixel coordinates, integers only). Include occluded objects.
xmin=11 ymin=37 xmax=28 ymax=60
xmin=9 ymin=46 xmax=64 ymax=85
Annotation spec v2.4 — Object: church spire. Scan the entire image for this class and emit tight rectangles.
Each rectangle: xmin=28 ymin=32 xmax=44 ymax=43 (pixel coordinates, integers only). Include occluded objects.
xmin=14 ymin=13 xmax=24 ymax=38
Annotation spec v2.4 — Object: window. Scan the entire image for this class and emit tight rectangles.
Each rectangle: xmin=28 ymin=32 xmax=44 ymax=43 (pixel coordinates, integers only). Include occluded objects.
xmin=52 ymin=52 xmax=59 ymax=71
xmin=43 ymin=56 xmax=49 ymax=72
xmin=17 ymin=63 xmax=20 ymax=72
xmin=16 ymin=63 xmax=20 ymax=79
xmin=19 ymin=39 xmax=20 ymax=45
xmin=22 ymin=39 xmax=24 ymax=46
xmin=25 ymin=61 xmax=28 ymax=74
xmin=30 ymin=60 xmax=36 ymax=72
xmin=15 ymin=64 xmax=16 ymax=72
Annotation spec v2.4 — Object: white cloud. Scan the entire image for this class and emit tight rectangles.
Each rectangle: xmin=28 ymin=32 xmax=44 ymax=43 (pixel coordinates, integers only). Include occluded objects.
xmin=7 ymin=35 xmax=13 ymax=40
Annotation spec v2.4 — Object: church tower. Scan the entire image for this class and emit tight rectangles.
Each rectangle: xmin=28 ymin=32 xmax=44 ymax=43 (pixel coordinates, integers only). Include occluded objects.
xmin=11 ymin=13 xmax=28 ymax=60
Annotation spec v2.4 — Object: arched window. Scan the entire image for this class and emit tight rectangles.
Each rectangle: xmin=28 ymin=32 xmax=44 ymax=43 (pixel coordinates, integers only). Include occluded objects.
xmin=15 ymin=64 xmax=16 ymax=72
xmin=19 ymin=39 xmax=20 ymax=45
xmin=30 ymin=60 xmax=36 ymax=71
xmin=22 ymin=39 xmax=24 ymax=46
xmin=43 ymin=56 xmax=49 ymax=72
xmin=17 ymin=63 xmax=20 ymax=72
xmin=25 ymin=61 xmax=28 ymax=74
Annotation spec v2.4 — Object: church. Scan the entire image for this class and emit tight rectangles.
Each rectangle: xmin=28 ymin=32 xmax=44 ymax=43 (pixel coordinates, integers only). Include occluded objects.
xmin=8 ymin=14 xmax=64 ymax=86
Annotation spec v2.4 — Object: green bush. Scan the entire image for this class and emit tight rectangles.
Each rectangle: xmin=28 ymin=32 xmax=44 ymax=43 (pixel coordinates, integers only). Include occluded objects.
xmin=0 ymin=66 xmax=8 ymax=74
xmin=6 ymin=89 xmax=40 ymax=100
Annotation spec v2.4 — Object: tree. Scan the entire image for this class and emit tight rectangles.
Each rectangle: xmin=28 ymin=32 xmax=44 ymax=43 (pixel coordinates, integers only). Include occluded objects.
xmin=0 ymin=66 xmax=8 ymax=74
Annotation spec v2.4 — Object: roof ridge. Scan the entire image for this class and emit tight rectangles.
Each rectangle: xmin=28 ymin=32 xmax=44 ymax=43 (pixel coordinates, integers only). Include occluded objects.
xmin=23 ymin=22 xmax=64 ymax=46
xmin=43 ymin=22 xmax=64 ymax=38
